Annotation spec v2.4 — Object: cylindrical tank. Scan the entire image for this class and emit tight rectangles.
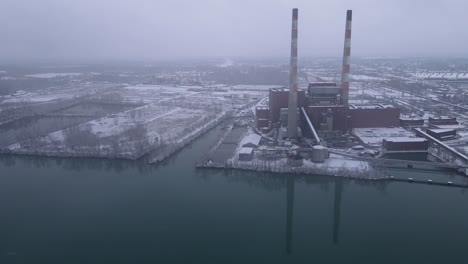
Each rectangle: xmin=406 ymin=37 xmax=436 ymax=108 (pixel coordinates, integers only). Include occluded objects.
xmin=311 ymin=145 xmax=328 ymax=163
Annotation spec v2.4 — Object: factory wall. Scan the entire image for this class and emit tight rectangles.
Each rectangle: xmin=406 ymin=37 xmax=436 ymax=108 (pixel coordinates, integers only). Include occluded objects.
xmin=269 ymin=89 xmax=306 ymax=124
xmin=400 ymin=118 xmax=424 ymax=127
xmin=349 ymin=108 xmax=400 ymax=128
xmin=255 ymin=107 xmax=270 ymax=131
xmin=428 ymin=117 xmax=458 ymax=125
xmin=426 ymin=129 xmax=457 ymax=140
xmin=382 ymin=139 xmax=429 ymax=152
xmin=305 ymin=105 xmax=347 ymax=132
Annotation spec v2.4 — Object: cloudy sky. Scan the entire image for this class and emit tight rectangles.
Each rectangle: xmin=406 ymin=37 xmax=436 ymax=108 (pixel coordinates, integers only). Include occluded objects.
xmin=1 ymin=0 xmax=467 ymax=62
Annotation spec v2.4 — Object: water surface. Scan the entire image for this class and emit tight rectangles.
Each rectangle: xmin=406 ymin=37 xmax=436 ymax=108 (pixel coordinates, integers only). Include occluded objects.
xmin=1 ymin=126 xmax=468 ymax=263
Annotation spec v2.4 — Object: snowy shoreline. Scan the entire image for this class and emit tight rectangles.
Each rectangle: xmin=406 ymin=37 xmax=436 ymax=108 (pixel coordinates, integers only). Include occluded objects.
xmin=196 ymin=162 xmax=386 ymax=181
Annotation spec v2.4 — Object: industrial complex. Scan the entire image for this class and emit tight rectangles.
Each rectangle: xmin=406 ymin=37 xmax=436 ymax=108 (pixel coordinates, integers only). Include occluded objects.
xmin=256 ymin=9 xmax=400 ymax=140
xmin=201 ymin=8 xmax=468 ymax=181
xmin=2 ymin=7 xmax=468 ymax=183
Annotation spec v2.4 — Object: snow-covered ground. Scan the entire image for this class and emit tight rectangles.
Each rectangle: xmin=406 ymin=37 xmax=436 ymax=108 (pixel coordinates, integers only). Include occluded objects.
xmin=4 ymin=82 xmax=261 ymax=160
xmin=411 ymin=72 xmax=468 ymax=80
xmin=24 ymin=73 xmax=82 ymax=78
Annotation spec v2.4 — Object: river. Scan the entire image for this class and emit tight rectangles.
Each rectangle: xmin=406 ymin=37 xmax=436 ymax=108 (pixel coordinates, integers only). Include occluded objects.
xmin=1 ymin=125 xmax=468 ymax=263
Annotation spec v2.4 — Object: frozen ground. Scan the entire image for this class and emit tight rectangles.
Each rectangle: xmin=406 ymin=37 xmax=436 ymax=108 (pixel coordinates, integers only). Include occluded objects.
xmin=5 ymin=83 xmax=264 ymax=160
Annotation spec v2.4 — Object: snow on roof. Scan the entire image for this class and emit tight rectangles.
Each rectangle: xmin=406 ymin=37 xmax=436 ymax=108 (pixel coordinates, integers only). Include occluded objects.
xmin=383 ymin=137 xmax=427 ymax=143
xmin=349 ymin=104 xmax=395 ymax=109
xmin=427 ymin=129 xmax=455 ymax=133
xmin=240 ymin=133 xmax=261 ymax=147
xmin=313 ymin=145 xmax=326 ymax=150
xmin=239 ymin=147 xmax=254 ymax=154
xmin=400 ymin=117 xmax=424 ymax=121
xmin=430 ymin=116 xmax=455 ymax=120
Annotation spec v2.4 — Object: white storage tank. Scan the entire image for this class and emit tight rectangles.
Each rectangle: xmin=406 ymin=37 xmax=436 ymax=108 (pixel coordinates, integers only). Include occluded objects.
xmin=311 ymin=145 xmax=328 ymax=163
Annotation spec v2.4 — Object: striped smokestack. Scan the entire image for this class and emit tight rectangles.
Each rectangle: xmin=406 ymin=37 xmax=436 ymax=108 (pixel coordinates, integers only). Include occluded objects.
xmin=340 ymin=10 xmax=352 ymax=106
xmin=287 ymin=8 xmax=299 ymax=138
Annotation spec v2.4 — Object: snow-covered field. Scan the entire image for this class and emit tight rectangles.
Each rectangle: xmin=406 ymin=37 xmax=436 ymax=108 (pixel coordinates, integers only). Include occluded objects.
xmin=5 ymin=83 xmax=262 ymax=160
xmin=2 ymin=93 xmax=75 ymax=103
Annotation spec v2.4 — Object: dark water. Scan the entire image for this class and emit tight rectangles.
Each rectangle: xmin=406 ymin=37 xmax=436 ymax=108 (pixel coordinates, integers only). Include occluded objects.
xmin=1 ymin=126 xmax=468 ymax=263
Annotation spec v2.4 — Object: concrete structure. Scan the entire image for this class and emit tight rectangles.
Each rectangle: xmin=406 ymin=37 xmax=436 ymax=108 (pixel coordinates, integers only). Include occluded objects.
xmin=269 ymin=88 xmax=306 ymax=125
xmin=382 ymin=138 xmax=429 ymax=152
xmin=287 ymin=8 xmax=299 ymax=138
xmin=304 ymin=105 xmax=347 ymax=133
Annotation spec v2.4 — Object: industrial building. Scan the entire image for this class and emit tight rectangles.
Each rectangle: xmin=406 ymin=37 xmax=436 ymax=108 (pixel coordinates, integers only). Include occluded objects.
xmin=428 ymin=116 xmax=458 ymax=126
xmin=426 ymin=128 xmax=457 ymax=141
xmin=400 ymin=117 xmax=425 ymax=127
xmin=255 ymin=9 xmax=402 ymax=140
xmin=382 ymin=138 xmax=429 ymax=152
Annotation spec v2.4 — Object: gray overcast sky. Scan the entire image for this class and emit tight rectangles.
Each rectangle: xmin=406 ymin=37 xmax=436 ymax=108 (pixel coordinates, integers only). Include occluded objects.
xmin=1 ymin=0 xmax=468 ymax=62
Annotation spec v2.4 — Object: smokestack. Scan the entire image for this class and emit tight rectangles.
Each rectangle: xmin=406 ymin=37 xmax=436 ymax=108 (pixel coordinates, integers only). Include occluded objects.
xmin=340 ymin=10 xmax=352 ymax=106
xmin=287 ymin=8 xmax=299 ymax=138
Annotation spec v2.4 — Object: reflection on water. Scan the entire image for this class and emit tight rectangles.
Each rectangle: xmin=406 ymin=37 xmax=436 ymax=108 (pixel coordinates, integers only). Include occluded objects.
xmin=286 ymin=176 xmax=294 ymax=255
xmin=333 ymin=180 xmax=343 ymax=245
xmin=1 ymin=123 xmax=468 ymax=263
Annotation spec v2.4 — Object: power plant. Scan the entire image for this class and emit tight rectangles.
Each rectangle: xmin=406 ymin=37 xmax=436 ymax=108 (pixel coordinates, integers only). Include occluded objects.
xmin=256 ymin=9 xmax=401 ymax=143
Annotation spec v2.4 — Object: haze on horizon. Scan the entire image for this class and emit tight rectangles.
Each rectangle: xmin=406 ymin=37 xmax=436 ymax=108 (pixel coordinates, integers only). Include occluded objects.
xmin=2 ymin=0 xmax=468 ymax=63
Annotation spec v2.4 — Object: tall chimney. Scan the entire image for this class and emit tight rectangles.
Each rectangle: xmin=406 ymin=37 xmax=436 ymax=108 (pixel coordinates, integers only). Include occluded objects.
xmin=287 ymin=8 xmax=299 ymax=138
xmin=340 ymin=10 xmax=352 ymax=106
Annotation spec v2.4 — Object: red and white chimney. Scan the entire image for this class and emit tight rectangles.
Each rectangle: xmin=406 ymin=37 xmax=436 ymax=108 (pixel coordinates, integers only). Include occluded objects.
xmin=287 ymin=8 xmax=299 ymax=138
xmin=340 ymin=10 xmax=352 ymax=106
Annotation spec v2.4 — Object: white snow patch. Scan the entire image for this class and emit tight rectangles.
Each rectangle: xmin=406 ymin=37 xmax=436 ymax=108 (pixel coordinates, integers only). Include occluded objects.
xmin=24 ymin=73 xmax=82 ymax=78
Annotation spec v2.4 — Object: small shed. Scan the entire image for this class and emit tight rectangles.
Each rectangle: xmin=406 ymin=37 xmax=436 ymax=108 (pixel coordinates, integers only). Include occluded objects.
xmin=239 ymin=147 xmax=254 ymax=161
xmin=241 ymin=134 xmax=262 ymax=148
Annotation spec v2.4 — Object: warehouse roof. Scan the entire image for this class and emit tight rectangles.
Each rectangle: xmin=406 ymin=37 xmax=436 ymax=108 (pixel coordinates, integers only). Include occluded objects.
xmin=383 ymin=137 xmax=427 ymax=143
xmin=427 ymin=128 xmax=456 ymax=133
xmin=240 ymin=133 xmax=262 ymax=147
xmin=349 ymin=104 xmax=396 ymax=109
xmin=239 ymin=147 xmax=254 ymax=154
